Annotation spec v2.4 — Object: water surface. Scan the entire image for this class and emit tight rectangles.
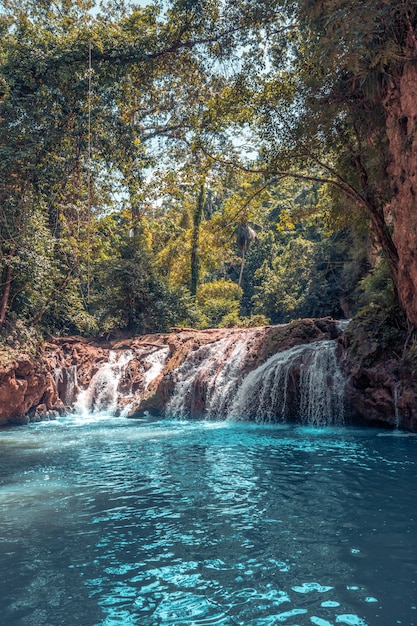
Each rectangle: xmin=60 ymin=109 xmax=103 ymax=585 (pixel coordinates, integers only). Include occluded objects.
xmin=0 ymin=415 xmax=416 ymax=625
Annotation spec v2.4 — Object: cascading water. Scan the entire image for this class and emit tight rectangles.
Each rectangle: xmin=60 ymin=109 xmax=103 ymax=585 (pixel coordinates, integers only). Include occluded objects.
xmin=70 ymin=345 xmax=171 ymax=418
xmin=231 ymin=340 xmax=345 ymax=425
xmin=55 ymin=364 xmax=79 ymax=407
xmin=118 ymin=345 xmax=170 ymax=417
xmin=62 ymin=327 xmax=346 ymax=425
xmin=167 ymin=337 xmax=345 ymax=425
xmin=299 ymin=340 xmax=345 ymax=426
xmin=74 ymin=350 xmax=134 ymax=416
xmin=142 ymin=346 xmax=170 ymax=391
xmin=166 ymin=335 xmax=251 ymax=418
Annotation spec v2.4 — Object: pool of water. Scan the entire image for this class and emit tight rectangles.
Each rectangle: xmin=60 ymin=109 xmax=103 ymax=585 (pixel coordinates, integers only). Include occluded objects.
xmin=0 ymin=415 xmax=416 ymax=625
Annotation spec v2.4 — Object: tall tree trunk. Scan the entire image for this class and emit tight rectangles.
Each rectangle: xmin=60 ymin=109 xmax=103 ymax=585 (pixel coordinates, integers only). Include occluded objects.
xmin=0 ymin=265 xmax=12 ymax=328
xmin=382 ymin=47 xmax=417 ymax=326
xmin=238 ymin=246 xmax=246 ymax=288
xmin=190 ymin=186 xmax=205 ymax=297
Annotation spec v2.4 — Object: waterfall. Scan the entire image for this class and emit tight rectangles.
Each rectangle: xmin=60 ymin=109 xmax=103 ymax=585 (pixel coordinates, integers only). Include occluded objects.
xmin=142 ymin=346 xmax=170 ymax=391
xmin=70 ymin=345 xmax=170 ymax=418
xmin=74 ymin=350 xmax=133 ymax=416
xmin=54 ymin=365 xmax=79 ymax=407
xmin=118 ymin=345 xmax=170 ymax=418
xmin=166 ymin=336 xmax=251 ymax=419
xmin=299 ymin=341 xmax=345 ymax=426
xmin=167 ymin=338 xmax=345 ymax=425
xmin=393 ymin=383 xmax=401 ymax=430
xmin=230 ymin=340 xmax=344 ymax=425
xmin=62 ymin=327 xmax=345 ymax=425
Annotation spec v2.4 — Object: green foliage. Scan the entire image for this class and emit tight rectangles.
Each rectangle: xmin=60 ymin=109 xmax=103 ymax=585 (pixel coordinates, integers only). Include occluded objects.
xmin=93 ymin=231 xmax=200 ymax=333
xmin=0 ymin=0 xmax=406 ymax=342
xmin=196 ymin=279 xmax=243 ymax=328
xmin=343 ymin=261 xmax=407 ymax=366
xmin=0 ymin=317 xmax=43 ymax=358
xmin=357 ymin=259 xmax=398 ymax=311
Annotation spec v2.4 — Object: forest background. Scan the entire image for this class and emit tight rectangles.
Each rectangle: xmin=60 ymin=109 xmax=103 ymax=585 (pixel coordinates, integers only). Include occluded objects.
xmin=1 ymin=0 xmax=416 ymax=355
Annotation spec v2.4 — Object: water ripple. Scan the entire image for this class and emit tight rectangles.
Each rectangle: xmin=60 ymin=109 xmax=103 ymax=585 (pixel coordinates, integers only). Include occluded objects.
xmin=0 ymin=418 xmax=416 ymax=625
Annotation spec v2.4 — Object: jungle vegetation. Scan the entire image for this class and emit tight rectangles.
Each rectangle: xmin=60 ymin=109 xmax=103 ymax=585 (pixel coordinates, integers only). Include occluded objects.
xmin=0 ymin=0 xmax=415 ymax=344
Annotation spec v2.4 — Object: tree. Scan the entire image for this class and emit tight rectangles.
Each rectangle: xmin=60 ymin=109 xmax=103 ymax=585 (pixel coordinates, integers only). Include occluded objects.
xmin=258 ymin=0 xmax=417 ymax=326
xmin=192 ymin=0 xmax=417 ymax=327
xmin=0 ymin=0 xmax=255 ymax=332
xmin=235 ymin=223 xmax=257 ymax=287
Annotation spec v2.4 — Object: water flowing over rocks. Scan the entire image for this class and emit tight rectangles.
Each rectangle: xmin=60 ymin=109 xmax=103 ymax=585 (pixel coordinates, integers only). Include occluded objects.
xmin=1 ymin=316 xmax=417 ymax=430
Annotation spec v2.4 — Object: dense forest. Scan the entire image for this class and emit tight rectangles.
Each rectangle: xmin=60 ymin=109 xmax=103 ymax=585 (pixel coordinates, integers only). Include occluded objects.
xmin=1 ymin=0 xmax=416 ymax=350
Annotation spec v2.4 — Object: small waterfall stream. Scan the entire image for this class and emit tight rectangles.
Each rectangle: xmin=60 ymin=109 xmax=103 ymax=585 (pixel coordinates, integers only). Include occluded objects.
xmin=74 ymin=350 xmax=134 ymax=416
xmin=55 ymin=364 xmax=79 ymax=407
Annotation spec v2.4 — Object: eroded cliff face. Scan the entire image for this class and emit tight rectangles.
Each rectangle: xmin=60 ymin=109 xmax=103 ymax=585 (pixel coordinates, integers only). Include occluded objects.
xmin=341 ymin=315 xmax=417 ymax=431
xmin=383 ymin=50 xmax=417 ymax=326
xmin=0 ymin=356 xmax=63 ymax=425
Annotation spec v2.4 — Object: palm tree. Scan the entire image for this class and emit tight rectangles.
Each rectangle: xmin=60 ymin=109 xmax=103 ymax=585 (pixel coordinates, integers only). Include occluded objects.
xmin=235 ymin=223 xmax=257 ymax=287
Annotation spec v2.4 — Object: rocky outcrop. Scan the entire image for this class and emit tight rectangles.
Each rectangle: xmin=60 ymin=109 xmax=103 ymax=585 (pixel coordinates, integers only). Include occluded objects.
xmin=2 ymin=315 xmax=416 ymax=431
xmin=340 ymin=313 xmax=417 ymax=431
xmin=136 ymin=318 xmax=339 ymax=417
xmin=382 ymin=46 xmax=417 ymax=326
xmin=0 ymin=355 xmax=64 ymax=425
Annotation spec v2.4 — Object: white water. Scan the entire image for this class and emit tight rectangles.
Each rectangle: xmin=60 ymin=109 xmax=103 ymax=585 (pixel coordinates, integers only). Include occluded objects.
xmin=299 ymin=340 xmax=345 ymax=426
xmin=167 ymin=337 xmax=345 ymax=425
xmin=229 ymin=343 xmax=309 ymax=423
xmin=67 ymin=334 xmax=346 ymax=426
xmin=166 ymin=336 xmax=251 ymax=418
xmin=142 ymin=346 xmax=170 ymax=390
xmin=74 ymin=350 xmax=134 ymax=416
xmin=71 ymin=345 xmax=170 ymax=417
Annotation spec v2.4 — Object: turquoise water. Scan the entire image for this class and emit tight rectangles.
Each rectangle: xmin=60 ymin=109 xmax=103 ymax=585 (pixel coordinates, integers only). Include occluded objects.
xmin=0 ymin=415 xmax=416 ymax=625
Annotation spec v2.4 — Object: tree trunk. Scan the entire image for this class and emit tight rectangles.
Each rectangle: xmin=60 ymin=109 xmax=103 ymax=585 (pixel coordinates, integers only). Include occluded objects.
xmin=0 ymin=265 xmax=12 ymax=328
xmin=190 ymin=186 xmax=205 ymax=297
xmin=238 ymin=246 xmax=246 ymax=288
xmin=382 ymin=49 xmax=417 ymax=326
